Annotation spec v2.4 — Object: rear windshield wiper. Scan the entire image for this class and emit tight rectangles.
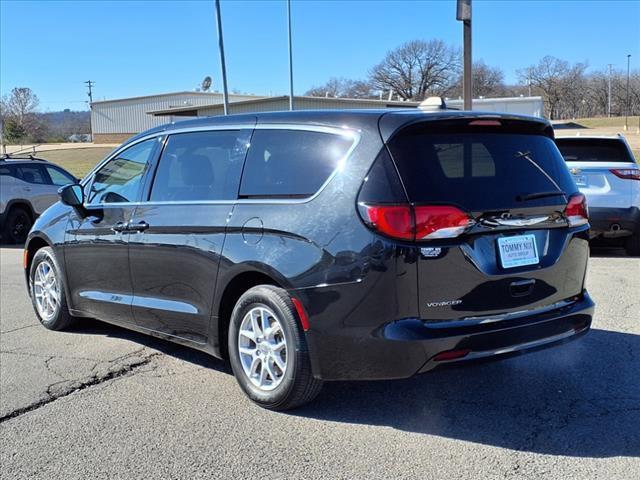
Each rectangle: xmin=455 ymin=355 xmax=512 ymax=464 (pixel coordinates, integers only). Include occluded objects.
xmin=517 ymin=191 xmax=567 ymax=202
xmin=514 ymin=150 xmax=564 ymax=194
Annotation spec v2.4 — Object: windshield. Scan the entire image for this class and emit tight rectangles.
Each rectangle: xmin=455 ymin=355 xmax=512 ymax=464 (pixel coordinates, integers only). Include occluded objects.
xmin=555 ymin=139 xmax=634 ymax=163
xmin=387 ymin=130 xmax=577 ymax=212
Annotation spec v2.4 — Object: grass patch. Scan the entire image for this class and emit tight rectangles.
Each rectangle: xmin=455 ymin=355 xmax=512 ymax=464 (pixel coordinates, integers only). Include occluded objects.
xmin=574 ymin=116 xmax=640 ymax=129
xmin=37 ymin=147 xmax=115 ymax=178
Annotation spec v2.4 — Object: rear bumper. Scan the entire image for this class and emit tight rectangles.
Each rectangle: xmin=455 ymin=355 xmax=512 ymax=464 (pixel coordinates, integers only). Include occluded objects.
xmin=589 ymin=206 xmax=640 ymax=239
xmin=306 ymin=292 xmax=595 ymax=380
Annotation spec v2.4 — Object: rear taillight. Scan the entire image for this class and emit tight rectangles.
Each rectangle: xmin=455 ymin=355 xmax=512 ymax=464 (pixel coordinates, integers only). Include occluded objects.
xmin=414 ymin=206 xmax=471 ymax=239
xmin=359 ymin=204 xmax=471 ymax=241
xmin=565 ymin=193 xmax=589 ymax=227
xmin=609 ymin=168 xmax=640 ymax=180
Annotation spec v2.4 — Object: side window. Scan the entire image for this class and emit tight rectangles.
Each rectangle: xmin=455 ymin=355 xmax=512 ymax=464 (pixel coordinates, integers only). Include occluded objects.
xmin=150 ymin=130 xmax=251 ymax=202
xmin=45 ymin=166 xmax=76 ymax=186
xmin=88 ymin=139 xmax=156 ymax=204
xmin=0 ymin=165 xmax=15 ymax=177
xmin=16 ymin=165 xmax=48 ymax=185
xmin=239 ymin=129 xmax=354 ymax=198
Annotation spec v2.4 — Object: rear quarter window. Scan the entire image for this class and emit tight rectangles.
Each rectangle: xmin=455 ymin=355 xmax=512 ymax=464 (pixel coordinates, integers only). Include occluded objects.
xmin=239 ymin=129 xmax=354 ymax=198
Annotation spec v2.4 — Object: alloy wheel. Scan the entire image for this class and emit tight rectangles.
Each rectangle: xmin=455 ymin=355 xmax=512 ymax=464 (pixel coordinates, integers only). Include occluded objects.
xmin=33 ymin=260 xmax=60 ymax=321
xmin=237 ymin=306 xmax=288 ymax=391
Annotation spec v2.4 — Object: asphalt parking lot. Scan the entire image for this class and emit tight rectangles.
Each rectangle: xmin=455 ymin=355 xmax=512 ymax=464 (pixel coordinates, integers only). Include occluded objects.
xmin=0 ymin=246 xmax=638 ymax=479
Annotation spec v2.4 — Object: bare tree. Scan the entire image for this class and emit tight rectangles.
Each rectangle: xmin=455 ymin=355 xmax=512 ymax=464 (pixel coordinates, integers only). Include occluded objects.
xmin=4 ymin=87 xmax=39 ymax=125
xmin=518 ymin=56 xmax=587 ymax=119
xmin=305 ymin=78 xmax=376 ymax=98
xmin=449 ymin=60 xmax=506 ymax=98
xmin=369 ymin=39 xmax=461 ymax=100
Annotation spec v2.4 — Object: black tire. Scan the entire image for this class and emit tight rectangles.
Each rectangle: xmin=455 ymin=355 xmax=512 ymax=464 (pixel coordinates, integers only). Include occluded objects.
xmin=228 ymin=285 xmax=323 ymax=411
xmin=3 ymin=206 xmax=32 ymax=244
xmin=625 ymin=231 xmax=640 ymax=256
xmin=29 ymin=247 xmax=76 ymax=331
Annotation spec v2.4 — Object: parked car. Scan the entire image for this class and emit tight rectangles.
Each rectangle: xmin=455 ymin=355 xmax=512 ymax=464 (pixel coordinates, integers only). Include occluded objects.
xmin=555 ymin=135 xmax=640 ymax=255
xmin=24 ymin=110 xmax=595 ymax=410
xmin=0 ymin=156 xmax=77 ymax=243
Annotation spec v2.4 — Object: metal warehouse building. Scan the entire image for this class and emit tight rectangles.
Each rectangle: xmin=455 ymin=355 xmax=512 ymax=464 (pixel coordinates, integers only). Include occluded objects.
xmin=91 ymin=92 xmax=544 ymax=144
xmin=90 ymin=91 xmax=263 ymax=143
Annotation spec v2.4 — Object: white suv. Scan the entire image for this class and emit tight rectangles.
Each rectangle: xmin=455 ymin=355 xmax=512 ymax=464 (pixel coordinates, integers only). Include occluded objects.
xmin=555 ymin=135 xmax=640 ymax=255
xmin=0 ymin=156 xmax=77 ymax=243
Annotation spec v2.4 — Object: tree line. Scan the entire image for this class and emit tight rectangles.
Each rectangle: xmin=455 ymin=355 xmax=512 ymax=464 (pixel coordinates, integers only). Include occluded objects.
xmin=305 ymin=39 xmax=640 ymax=120
xmin=1 ymin=88 xmax=90 ymax=145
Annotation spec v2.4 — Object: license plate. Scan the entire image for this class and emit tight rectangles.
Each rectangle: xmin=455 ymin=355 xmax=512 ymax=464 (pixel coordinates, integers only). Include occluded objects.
xmin=573 ymin=175 xmax=587 ymax=186
xmin=497 ymin=234 xmax=539 ymax=269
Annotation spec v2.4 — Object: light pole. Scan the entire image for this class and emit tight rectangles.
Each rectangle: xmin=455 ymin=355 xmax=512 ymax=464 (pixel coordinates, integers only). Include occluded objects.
xmin=214 ymin=0 xmax=230 ymax=115
xmin=287 ymin=0 xmax=294 ymax=111
xmin=607 ymin=64 xmax=613 ymax=117
xmin=456 ymin=0 xmax=472 ymax=110
xmin=625 ymin=54 xmax=631 ymax=131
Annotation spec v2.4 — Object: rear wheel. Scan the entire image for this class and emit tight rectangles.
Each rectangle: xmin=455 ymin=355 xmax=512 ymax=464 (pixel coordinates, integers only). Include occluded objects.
xmin=625 ymin=230 xmax=640 ymax=256
xmin=228 ymin=285 xmax=322 ymax=410
xmin=3 ymin=206 xmax=32 ymax=244
xmin=29 ymin=247 xmax=76 ymax=330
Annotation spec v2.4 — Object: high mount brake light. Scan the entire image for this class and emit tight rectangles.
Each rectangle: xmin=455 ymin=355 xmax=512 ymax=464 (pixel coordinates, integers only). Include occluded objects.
xmin=468 ymin=120 xmax=502 ymax=126
xmin=565 ymin=193 xmax=589 ymax=227
xmin=360 ymin=204 xmax=471 ymax=241
xmin=609 ymin=168 xmax=640 ymax=181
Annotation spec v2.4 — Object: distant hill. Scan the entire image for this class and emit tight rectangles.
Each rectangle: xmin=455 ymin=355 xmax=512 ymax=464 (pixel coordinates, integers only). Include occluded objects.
xmin=39 ymin=110 xmax=90 ymax=140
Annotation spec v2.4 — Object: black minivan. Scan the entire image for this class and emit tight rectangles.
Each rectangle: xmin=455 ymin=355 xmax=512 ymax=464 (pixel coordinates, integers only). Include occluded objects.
xmin=24 ymin=110 xmax=595 ymax=410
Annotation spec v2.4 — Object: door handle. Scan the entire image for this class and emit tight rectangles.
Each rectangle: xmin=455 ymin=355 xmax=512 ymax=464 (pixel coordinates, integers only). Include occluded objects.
xmin=111 ymin=221 xmax=128 ymax=233
xmin=23 ymin=187 xmax=32 ymax=192
xmin=129 ymin=221 xmax=149 ymax=232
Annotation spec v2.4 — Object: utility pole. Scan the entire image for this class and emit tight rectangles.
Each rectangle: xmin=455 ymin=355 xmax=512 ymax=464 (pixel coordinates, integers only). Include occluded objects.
xmin=214 ymin=0 xmax=230 ymax=115
xmin=624 ymin=54 xmax=631 ymax=131
xmin=607 ymin=64 xmax=613 ymax=117
xmin=84 ymin=80 xmax=94 ymax=104
xmin=457 ymin=0 xmax=472 ymax=110
xmin=287 ymin=0 xmax=294 ymax=111
xmin=528 ymin=68 xmax=532 ymax=97
xmin=85 ymin=80 xmax=94 ymax=141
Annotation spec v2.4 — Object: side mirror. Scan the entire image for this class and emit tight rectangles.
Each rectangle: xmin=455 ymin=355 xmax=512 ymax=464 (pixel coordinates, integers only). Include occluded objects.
xmin=59 ymin=183 xmax=84 ymax=207
xmin=59 ymin=184 xmax=88 ymax=218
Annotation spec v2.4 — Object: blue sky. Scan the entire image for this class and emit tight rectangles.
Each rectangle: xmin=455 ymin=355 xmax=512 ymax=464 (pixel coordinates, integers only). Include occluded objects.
xmin=1 ymin=0 xmax=639 ymax=111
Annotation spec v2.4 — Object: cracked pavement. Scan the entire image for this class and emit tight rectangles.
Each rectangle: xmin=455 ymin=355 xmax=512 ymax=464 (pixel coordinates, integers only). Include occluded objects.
xmin=1 ymin=246 xmax=639 ymax=479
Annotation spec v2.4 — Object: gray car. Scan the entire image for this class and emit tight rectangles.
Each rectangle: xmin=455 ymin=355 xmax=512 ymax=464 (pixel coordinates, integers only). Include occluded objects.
xmin=0 ymin=156 xmax=77 ymax=243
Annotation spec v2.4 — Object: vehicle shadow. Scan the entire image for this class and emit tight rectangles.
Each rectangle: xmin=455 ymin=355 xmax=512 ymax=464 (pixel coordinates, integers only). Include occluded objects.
xmin=70 ymin=319 xmax=639 ymax=458
xmin=294 ymin=328 xmax=640 ymax=458
xmin=590 ymin=245 xmax=637 ymax=258
xmin=67 ymin=318 xmax=231 ymax=374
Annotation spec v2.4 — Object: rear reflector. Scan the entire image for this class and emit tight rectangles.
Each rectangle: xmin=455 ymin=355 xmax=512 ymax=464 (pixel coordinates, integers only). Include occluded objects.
xmin=610 ymin=168 xmax=640 ymax=181
xmin=291 ymin=297 xmax=310 ymax=331
xmin=360 ymin=204 xmax=471 ymax=241
xmin=433 ymin=349 xmax=471 ymax=362
xmin=565 ymin=193 xmax=589 ymax=227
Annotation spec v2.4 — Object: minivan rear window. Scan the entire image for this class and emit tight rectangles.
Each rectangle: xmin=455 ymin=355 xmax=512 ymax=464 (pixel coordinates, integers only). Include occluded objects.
xmin=239 ymin=129 xmax=353 ymax=198
xmin=387 ymin=128 xmax=576 ymax=212
xmin=555 ymin=139 xmax=632 ymax=163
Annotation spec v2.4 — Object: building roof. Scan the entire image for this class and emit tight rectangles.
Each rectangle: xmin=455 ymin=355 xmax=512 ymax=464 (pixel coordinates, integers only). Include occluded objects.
xmin=147 ymin=95 xmax=420 ymax=116
xmin=91 ymin=91 xmax=263 ymax=105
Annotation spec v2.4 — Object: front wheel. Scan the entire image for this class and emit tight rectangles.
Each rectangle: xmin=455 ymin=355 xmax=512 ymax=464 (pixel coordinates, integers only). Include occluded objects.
xmin=228 ymin=285 xmax=323 ymax=410
xmin=29 ymin=247 xmax=76 ymax=330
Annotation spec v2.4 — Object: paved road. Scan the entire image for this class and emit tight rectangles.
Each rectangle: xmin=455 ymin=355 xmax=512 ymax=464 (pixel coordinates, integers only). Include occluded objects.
xmin=1 ymin=246 xmax=638 ymax=479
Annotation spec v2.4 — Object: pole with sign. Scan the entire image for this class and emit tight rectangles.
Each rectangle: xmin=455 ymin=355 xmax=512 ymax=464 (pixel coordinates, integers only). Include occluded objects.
xmin=457 ymin=0 xmax=472 ymax=110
